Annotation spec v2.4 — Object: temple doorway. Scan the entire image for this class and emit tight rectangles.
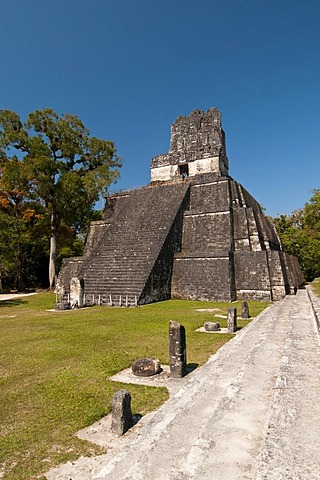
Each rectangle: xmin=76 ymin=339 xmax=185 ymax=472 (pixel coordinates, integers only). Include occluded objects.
xmin=179 ymin=164 xmax=189 ymax=178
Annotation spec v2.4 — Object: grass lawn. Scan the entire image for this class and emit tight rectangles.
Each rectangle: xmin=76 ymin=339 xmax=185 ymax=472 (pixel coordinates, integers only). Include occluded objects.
xmin=0 ymin=293 xmax=269 ymax=480
xmin=311 ymin=278 xmax=320 ymax=297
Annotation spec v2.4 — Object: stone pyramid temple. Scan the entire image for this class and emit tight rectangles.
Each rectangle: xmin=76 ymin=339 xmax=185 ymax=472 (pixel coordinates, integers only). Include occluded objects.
xmin=57 ymin=108 xmax=303 ymax=306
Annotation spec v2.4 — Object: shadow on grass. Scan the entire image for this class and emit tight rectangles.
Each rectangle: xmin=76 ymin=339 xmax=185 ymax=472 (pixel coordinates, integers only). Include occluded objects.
xmin=0 ymin=299 xmax=27 ymax=308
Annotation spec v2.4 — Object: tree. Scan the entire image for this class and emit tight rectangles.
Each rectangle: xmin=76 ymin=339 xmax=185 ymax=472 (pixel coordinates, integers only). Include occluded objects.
xmin=304 ymin=189 xmax=320 ymax=231
xmin=0 ymin=109 xmax=121 ymax=288
xmin=273 ymin=190 xmax=320 ymax=281
xmin=0 ymin=187 xmax=28 ymax=291
xmin=0 ymin=184 xmax=49 ymax=290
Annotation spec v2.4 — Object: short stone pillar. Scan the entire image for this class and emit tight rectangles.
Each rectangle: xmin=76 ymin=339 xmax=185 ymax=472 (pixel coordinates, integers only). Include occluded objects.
xmin=227 ymin=308 xmax=237 ymax=333
xmin=70 ymin=277 xmax=84 ymax=308
xmin=111 ymin=389 xmax=133 ymax=436
xmin=169 ymin=320 xmax=187 ymax=378
xmin=242 ymin=301 xmax=250 ymax=319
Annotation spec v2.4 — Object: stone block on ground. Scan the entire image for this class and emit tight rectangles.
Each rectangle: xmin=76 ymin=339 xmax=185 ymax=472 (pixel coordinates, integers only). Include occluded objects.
xmin=132 ymin=358 xmax=162 ymax=377
xmin=204 ymin=321 xmax=221 ymax=331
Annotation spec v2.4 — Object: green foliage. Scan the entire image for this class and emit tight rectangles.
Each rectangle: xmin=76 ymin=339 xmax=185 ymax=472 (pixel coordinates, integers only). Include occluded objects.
xmin=273 ymin=190 xmax=320 ymax=281
xmin=0 ymin=109 xmax=121 ymax=288
xmin=304 ymin=190 xmax=320 ymax=231
xmin=0 ymin=190 xmax=48 ymax=290
xmin=0 ymin=294 xmax=269 ymax=480
xmin=56 ymin=236 xmax=85 ymax=271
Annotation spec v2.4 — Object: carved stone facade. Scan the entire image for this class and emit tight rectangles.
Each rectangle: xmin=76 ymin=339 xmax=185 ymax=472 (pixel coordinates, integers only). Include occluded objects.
xmin=57 ymin=108 xmax=304 ymax=305
xmin=151 ymin=108 xmax=228 ymax=182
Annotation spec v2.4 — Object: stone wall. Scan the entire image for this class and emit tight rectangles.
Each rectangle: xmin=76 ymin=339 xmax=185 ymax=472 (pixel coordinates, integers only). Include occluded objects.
xmin=171 ymin=174 xmax=303 ymax=302
xmin=172 ymin=254 xmax=233 ymax=301
xmin=234 ymin=251 xmax=272 ymax=301
xmin=189 ymin=179 xmax=230 ymax=213
xmin=171 ymin=176 xmax=235 ymax=301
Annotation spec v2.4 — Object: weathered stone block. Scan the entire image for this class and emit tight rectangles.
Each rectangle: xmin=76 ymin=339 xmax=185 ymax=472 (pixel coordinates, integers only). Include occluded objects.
xmin=172 ymin=255 xmax=232 ymax=302
xmin=132 ymin=358 xmax=161 ymax=377
xmin=111 ymin=389 xmax=133 ymax=436
xmin=204 ymin=322 xmax=221 ymax=331
xmin=189 ymin=181 xmax=230 ymax=213
xmin=234 ymin=251 xmax=271 ymax=291
xmin=182 ymin=211 xmax=231 ymax=252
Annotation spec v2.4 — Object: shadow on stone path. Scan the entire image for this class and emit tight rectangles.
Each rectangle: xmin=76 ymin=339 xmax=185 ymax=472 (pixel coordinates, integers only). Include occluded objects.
xmin=46 ymin=288 xmax=320 ymax=480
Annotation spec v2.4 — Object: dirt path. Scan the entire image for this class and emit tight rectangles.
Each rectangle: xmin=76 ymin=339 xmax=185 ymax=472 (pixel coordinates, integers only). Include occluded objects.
xmin=0 ymin=292 xmax=38 ymax=301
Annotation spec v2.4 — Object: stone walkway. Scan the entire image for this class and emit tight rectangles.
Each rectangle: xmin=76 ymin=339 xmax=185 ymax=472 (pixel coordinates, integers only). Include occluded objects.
xmin=46 ymin=288 xmax=320 ymax=480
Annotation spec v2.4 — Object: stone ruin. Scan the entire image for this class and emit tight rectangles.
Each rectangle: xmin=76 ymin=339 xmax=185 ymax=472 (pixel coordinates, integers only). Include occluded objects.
xmin=111 ymin=389 xmax=133 ymax=436
xmin=57 ymin=107 xmax=304 ymax=306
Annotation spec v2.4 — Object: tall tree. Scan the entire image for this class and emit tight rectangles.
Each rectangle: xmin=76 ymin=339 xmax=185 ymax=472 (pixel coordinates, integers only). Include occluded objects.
xmin=0 ymin=109 xmax=121 ymax=288
xmin=0 ymin=195 xmax=47 ymax=291
xmin=273 ymin=190 xmax=320 ymax=281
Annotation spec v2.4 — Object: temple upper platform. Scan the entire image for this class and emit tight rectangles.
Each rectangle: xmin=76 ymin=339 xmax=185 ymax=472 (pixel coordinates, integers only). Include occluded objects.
xmin=150 ymin=107 xmax=229 ymax=182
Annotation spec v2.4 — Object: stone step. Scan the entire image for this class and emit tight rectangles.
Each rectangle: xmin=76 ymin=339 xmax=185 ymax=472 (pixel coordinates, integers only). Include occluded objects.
xmin=59 ymin=182 xmax=189 ymax=303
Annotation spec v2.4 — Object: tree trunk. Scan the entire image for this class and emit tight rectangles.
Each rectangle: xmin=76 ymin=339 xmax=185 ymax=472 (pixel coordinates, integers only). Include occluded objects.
xmin=15 ymin=270 xmax=25 ymax=292
xmin=15 ymin=242 xmax=25 ymax=291
xmin=49 ymin=214 xmax=57 ymax=289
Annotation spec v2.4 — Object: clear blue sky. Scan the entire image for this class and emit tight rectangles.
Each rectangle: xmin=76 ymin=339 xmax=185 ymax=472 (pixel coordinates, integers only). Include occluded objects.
xmin=1 ymin=0 xmax=319 ymax=216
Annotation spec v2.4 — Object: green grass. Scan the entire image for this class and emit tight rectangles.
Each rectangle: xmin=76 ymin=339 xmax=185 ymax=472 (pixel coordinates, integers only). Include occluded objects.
xmin=311 ymin=278 xmax=320 ymax=297
xmin=0 ymin=293 xmax=269 ymax=480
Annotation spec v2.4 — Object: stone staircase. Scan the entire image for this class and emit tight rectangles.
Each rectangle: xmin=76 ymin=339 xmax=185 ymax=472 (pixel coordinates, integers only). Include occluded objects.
xmin=59 ymin=183 xmax=190 ymax=305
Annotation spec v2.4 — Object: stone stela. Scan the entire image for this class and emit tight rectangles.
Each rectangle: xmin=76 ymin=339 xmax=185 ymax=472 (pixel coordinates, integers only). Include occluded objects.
xmin=227 ymin=308 xmax=237 ymax=333
xmin=111 ymin=389 xmax=133 ymax=436
xmin=242 ymin=301 xmax=250 ymax=319
xmin=69 ymin=276 xmax=84 ymax=308
xmin=169 ymin=320 xmax=187 ymax=378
